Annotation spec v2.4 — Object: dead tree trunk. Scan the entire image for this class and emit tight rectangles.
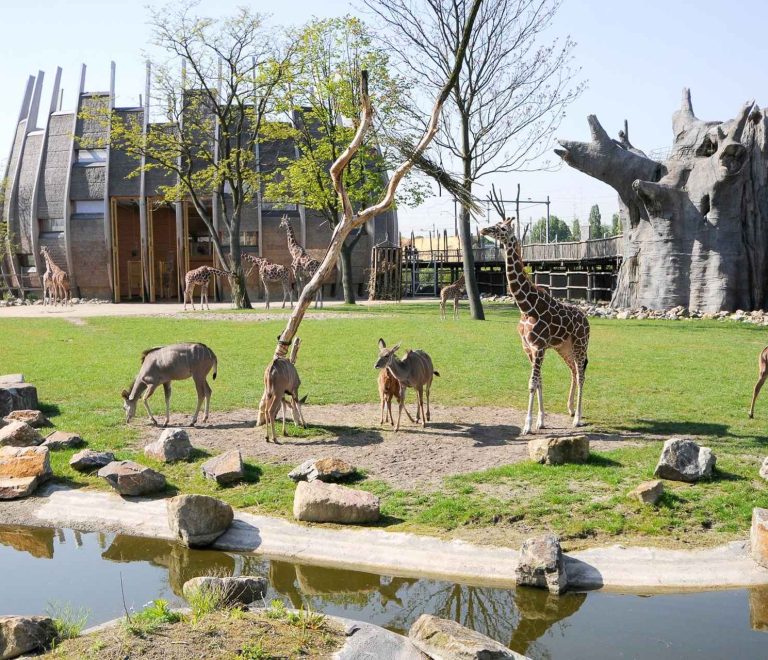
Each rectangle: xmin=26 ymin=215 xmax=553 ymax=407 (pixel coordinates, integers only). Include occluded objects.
xmin=556 ymin=89 xmax=767 ymax=312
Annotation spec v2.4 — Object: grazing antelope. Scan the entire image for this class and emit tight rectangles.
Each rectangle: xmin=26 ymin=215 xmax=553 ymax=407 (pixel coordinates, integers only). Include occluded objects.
xmin=121 ymin=343 xmax=218 ymax=427
xmin=374 ymin=338 xmax=439 ymax=431
xmin=749 ymin=346 xmax=768 ymax=418
xmin=378 ymin=366 xmax=415 ymax=426
xmin=261 ymin=339 xmax=306 ymax=442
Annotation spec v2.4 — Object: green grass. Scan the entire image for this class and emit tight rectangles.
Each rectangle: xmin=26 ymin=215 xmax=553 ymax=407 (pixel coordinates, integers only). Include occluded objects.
xmin=2 ymin=302 xmax=768 ymax=548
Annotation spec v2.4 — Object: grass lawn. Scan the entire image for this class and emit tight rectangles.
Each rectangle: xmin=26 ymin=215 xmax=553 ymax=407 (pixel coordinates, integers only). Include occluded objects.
xmin=2 ymin=302 xmax=768 ymax=549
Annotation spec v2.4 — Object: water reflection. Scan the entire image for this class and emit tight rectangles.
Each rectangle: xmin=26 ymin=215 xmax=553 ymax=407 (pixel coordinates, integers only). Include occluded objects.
xmin=0 ymin=524 xmax=54 ymax=558
xmin=749 ymin=585 xmax=768 ymax=632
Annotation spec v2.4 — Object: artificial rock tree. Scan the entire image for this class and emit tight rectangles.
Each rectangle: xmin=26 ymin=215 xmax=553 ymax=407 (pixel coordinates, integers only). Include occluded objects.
xmin=556 ymin=89 xmax=768 ymax=312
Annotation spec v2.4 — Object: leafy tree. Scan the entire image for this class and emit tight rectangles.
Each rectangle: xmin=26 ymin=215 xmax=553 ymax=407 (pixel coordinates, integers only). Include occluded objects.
xmin=611 ymin=212 xmax=621 ymax=236
xmin=263 ymin=16 xmax=424 ymax=304
xmin=530 ymin=215 xmax=571 ymax=243
xmin=571 ymin=218 xmax=581 ymax=241
xmin=588 ymin=204 xmax=608 ymax=239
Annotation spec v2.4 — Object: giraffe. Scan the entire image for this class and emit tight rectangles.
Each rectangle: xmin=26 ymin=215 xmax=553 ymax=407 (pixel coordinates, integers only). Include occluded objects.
xmin=479 ymin=216 xmax=590 ymax=435
xmin=39 ymin=246 xmax=71 ymax=306
xmin=279 ymin=215 xmax=323 ymax=308
xmin=439 ymin=273 xmax=466 ymax=320
xmin=243 ymin=254 xmax=294 ymax=309
xmin=183 ymin=265 xmax=230 ymax=311
xmin=41 ymin=261 xmax=53 ymax=306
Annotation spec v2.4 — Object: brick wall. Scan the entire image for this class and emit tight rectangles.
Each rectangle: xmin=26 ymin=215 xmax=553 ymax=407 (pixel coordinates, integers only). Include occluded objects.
xmin=70 ymin=216 xmax=110 ymax=297
xmin=38 ymin=113 xmax=73 ymax=221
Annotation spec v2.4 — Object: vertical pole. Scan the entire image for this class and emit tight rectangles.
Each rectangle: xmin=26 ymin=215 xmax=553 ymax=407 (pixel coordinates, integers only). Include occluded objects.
xmin=175 ymin=60 xmax=187 ymax=301
xmin=454 ymin=198 xmax=458 ymax=237
xmin=545 ymin=196 xmax=551 ymax=245
xmin=104 ymin=61 xmax=116 ymax=300
xmin=515 ymin=183 xmax=521 ymax=239
xmin=139 ymin=61 xmax=150 ymax=302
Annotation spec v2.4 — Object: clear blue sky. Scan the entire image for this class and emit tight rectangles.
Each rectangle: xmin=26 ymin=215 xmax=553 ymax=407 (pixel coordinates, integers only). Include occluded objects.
xmin=2 ymin=0 xmax=766 ymax=235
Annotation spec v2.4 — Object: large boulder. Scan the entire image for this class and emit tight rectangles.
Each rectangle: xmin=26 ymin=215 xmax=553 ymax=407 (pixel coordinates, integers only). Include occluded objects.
xmin=409 ymin=614 xmax=526 ymax=660
xmin=182 ymin=575 xmax=267 ymax=606
xmin=628 ymin=480 xmax=664 ymax=506
xmin=144 ymin=428 xmax=193 ymax=463
xmin=42 ymin=431 xmax=83 ymax=451
xmin=515 ymin=534 xmax=568 ymax=595
xmin=201 ymin=450 xmax=244 ymax=485
xmin=293 ymin=481 xmax=380 ymax=524
xmin=528 ymin=436 xmax=589 ymax=465
xmin=289 ymin=457 xmax=356 ymax=483
xmin=69 ymin=450 xmax=115 ymax=472
xmin=0 ymin=446 xmax=52 ymax=500
xmin=0 ymin=422 xmax=42 ymax=448
xmin=97 ymin=460 xmax=166 ymax=496
xmin=0 ymin=376 xmax=38 ymax=418
xmin=0 ymin=615 xmax=57 ymax=659
xmin=752 ymin=508 xmax=768 ymax=569
xmin=167 ymin=494 xmax=234 ymax=547
xmin=759 ymin=457 xmax=768 ymax=481
xmin=654 ymin=438 xmax=715 ymax=482
xmin=2 ymin=410 xmax=48 ymax=428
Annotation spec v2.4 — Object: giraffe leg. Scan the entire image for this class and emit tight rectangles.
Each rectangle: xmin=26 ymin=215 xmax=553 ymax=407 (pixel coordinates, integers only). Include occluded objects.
xmin=440 ymin=298 xmax=445 ymax=320
xmin=523 ymin=349 xmax=544 ymax=435
xmin=573 ymin=354 xmax=588 ymax=428
xmin=264 ymin=281 xmax=270 ymax=309
xmin=142 ymin=384 xmax=159 ymax=426
xmin=535 ymin=381 xmax=545 ymax=431
xmin=282 ymin=281 xmax=289 ymax=309
xmin=162 ymin=382 xmax=172 ymax=427
xmin=454 ymin=296 xmax=459 ymax=320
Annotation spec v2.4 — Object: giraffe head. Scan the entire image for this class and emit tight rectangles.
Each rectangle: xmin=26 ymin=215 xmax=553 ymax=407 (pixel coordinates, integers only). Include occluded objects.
xmin=374 ymin=338 xmax=401 ymax=369
xmin=279 ymin=215 xmax=291 ymax=231
xmin=40 ymin=245 xmax=49 ymax=258
xmin=480 ymin=216 xmax=518 ymax=249
xmin=120 ymin=388 xmax=138 ymax=423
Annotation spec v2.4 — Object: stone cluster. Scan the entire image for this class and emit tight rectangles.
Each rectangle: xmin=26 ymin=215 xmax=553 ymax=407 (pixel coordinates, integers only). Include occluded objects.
xmin=0 ymin=297 xmax=109 ymax=307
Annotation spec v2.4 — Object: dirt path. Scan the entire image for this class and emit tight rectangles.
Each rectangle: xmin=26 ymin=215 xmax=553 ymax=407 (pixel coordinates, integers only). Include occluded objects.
xmin=139 ymin=404 xmax=640 ymax=489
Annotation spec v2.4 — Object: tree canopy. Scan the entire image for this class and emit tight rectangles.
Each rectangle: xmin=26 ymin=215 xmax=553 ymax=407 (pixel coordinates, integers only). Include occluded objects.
xmin=530 ymin=215 xmax=572 ymax=242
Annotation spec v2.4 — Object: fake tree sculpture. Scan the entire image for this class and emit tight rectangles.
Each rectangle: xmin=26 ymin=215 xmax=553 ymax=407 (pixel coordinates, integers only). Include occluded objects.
xmin=556 ymin=89 xmax=767 ymax=312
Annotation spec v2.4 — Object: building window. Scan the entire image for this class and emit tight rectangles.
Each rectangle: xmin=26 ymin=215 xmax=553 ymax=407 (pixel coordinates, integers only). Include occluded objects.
xmin=17 ymin=254 xmax=34 ymax=268
xmin=75 ymin=149 xmax=107 ymax=164
xmin=39 ymin=218 xmax=64 ymax=233
xmin=72 ymin=200 xmax=103 ymax=215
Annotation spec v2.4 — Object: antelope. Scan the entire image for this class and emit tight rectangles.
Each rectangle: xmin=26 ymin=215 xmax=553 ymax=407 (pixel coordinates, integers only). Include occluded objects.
xmin=121 ymin=343 xmax=218 ymax=427
xmin=749 ymin=346 xmax=768 ymax=418
xmin=374 ymin=338 xmax=439 ymax=431
xmin=261 ymin=339 xmax=307 ymax=442
xmin=378 ymin=366 xmax=415 ymax=426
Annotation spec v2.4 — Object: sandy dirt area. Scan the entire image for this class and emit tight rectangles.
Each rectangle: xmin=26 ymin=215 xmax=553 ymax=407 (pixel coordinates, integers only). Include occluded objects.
xmin=137 ymin=403 xmax=640 ymax=489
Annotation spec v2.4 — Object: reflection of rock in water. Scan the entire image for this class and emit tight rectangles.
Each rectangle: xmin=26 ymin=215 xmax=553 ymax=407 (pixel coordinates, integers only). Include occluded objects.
xmin=0 ymin=524 xmax=54 ymax=559
xmin=102 ymin=535 xmax=235 ymax=596
xmin=509 ymin=588 xmax=586 ymax=654
xmin=295 ymin=564 xmax=381 ymax=595
xmin=749 ymin=586 xmax=768 ymax=632
xmin=269 ymin=561 xmax=304 ymax=609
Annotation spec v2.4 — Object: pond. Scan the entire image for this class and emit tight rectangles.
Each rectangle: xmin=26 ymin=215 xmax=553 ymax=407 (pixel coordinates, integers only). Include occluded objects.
xmin=0 ymin=524 xmax=766 ymax=659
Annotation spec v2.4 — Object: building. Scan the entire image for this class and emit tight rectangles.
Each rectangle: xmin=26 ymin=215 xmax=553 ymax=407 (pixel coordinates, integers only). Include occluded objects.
xmin=1 ymin=65 xmax=396 ymax=302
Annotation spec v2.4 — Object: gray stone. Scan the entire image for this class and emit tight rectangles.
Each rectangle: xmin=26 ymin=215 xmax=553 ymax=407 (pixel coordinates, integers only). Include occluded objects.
xmin=409 ymin=614 xmax=526 ymax=660
xmin=167 ymin=494 xmax=233 ymax=547
xmin=528 ymin=435 xmax=589 ymax=465
xmin=97 ymin=460 xmax=166 ymax=496
xmin=0 ymin=615 xmax=57 ymax=659
xmin=760 ymin=457 xmax=768 ymax=481
xmin=2 ymin=410 xmax=48 ymax=428
xmin=515 ymin=534 xmax=568 ymax=595
xmin=201 ymin=450 xmax=244 ymax=485
xmin=0 ymin=422 xmax=42 ymax=448
xmin=293 ymin=481 xmax=380 ymax=524
xmin=182 ymin=575 xmax=267 ymax=606
xmin=0 ymin=379 xmax=38 ymax=417
xmin=629 ymin=480 xmax=664 ymax=505
xmin=69 ymin=450 xmax=115 ymax=472
xmin=289 ymin=457 xmax=356 ymax=483
xmin=42 ymin=431 xmax=84 ymax=450
xmin=144 ymin=427 xmax=193 ymax=463
xmin=654 ymin=438 xmax=716 ymax=482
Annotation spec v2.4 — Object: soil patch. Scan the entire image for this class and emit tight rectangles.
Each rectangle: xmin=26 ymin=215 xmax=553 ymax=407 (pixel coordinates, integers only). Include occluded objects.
xmin=139 ymin=404 xmax=642 ymax=490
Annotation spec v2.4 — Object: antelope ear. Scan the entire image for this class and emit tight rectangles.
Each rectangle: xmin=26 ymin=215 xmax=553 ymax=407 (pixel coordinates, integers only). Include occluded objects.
xmin=392 ymin=342 xmax=401 ymax=352
xmin=121 ymin=389 xmax=130 ymax=400
xmin=378 ymin=338 xmax=386 ymax=350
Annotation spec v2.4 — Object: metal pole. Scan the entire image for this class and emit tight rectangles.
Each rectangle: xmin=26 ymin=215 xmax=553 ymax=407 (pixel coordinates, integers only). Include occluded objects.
xmin=515 ymin=183 xmax=521 ymax=239
xmin=545 ymin=196 xmax=551 ymax=245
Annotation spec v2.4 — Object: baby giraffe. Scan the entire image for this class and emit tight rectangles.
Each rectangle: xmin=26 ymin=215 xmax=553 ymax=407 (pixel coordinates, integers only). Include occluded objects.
xmin=440 ymin=273 xmax=466 ymax=320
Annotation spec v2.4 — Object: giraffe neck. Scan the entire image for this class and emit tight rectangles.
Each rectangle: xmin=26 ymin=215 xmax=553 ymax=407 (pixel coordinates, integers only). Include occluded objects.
xmin=284 ymin=224 xmax=305 ymax=259
xmin=503 ymin=242 xmax=537 ymax=315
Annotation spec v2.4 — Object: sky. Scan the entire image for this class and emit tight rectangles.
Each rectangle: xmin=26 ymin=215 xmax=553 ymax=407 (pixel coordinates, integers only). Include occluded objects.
xmin=2 ymin=0 xmax=767 ymax=236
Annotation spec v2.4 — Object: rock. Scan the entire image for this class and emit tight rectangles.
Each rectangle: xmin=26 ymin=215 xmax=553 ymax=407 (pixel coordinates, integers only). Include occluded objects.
xmin=408 ymin=614 xmax=526 ymax=660
xmin=182 ymin=575 xmax=267 ymax=606
xmin=752 ymin=508 xmax=768 ymax=569
xmin=289 ymin=457 xmax=356 ymax=483
xmin=97 ymin=460 xmax=166 ymax=496
xmin=0 ymin=378 xmax=38 ymax=417
xmin=201 ymin=450 xmax=244 ymax=485
xmin=144 ymin=428 xmax=193 ymax=463
xmin=69 ymin=450 xmax=115 ymax=472
xmin=167 ymin=494 xmax=233 ymax=547
xmin=628 ymin=480 xmax=664 ymax=505
xmin=41 ymin=431 xmax=83 ymax=450
xmin=653 ymin=437 xmax=715 ymax=482
xmin=0 ymin=422 xmax=42 ymax=448
xmin=293 ymin=481 xmax=380 ymax=524
xmin=528 ymin=436 xmax=589 ymax=465
xmin=760 ymin=457 xmax=768 ymax=481
xmin=515 ymin=534 xmax=568 ymax=595
xmin=0 ymin=446 xmax=51 ymax=500
xmin=0 ymin=615 xmax=57 ymax=659
xmin=2 ymin=410 xmax=48 ymax=428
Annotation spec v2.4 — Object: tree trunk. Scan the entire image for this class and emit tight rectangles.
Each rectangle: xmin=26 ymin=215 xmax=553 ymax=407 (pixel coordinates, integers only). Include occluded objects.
xmin=339 ymin=240 xmax=356 ymax=305
xmin=556 ymin=91 xmax=766 ymax=312
xmin=227 ymin=229 xmax=252 ymax=309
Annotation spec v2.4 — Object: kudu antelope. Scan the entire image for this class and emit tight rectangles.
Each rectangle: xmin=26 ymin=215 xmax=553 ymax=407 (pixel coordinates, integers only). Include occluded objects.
xmin=260 ymin=338 xmax=307 ymax=442
xmin=121 ymin=343 xmax=218 ymax=427
xmin=378 ymin=366 xmax=415 ymax=426
xmin=749 ymin=346 xmax=768 ymax=418
xmin=374 ymin=339 xmax=439 ymax=431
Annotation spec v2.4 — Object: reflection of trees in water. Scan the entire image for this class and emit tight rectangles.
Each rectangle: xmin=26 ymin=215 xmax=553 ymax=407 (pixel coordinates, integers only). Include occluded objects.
xmin=0 ymin=524 xmax=55 ymax=559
